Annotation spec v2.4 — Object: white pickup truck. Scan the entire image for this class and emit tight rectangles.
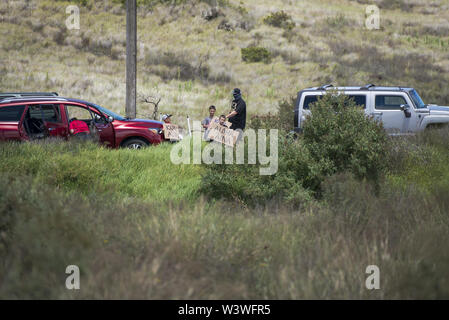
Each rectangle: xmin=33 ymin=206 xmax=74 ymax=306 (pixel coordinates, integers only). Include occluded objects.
xmin=294 ymin=84 xmax=449 ymax=134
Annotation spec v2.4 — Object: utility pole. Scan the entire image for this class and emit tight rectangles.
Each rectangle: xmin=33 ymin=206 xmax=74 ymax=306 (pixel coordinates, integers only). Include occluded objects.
xmin=126 ymin=0 xmax=137 ymax=119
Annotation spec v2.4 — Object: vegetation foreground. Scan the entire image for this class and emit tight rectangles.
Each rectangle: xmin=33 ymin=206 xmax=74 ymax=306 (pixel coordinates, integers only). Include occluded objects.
xmin=1 ymin=108 xmax=449 ymax=299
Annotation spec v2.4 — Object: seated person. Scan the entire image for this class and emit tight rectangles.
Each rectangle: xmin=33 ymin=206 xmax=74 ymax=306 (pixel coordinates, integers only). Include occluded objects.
xmin=69 ymin=117 xmax=90 ymax=139
xmin=218 ymin=115 xmax=229 ymax=128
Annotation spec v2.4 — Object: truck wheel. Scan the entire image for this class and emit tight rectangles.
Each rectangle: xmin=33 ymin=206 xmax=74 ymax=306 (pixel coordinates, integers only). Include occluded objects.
xmin=122 ymin=138 xmax=149 ymax=149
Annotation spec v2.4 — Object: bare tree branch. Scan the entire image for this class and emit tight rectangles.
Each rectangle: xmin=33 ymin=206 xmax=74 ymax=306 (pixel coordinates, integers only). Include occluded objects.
xmin=138 ymin=93 xmax=162 ymax=120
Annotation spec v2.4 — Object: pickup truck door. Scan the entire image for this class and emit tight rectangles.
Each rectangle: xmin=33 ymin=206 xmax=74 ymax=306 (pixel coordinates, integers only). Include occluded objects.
xmin=371 ymin=93 xmax=419 ymax=134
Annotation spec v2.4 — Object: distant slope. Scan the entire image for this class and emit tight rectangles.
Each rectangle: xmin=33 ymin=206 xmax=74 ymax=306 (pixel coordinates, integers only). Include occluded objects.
xmin=1 ymin=0 xmax=449 ymax=123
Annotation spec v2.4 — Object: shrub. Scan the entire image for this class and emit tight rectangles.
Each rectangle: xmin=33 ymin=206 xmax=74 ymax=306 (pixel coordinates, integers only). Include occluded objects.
xmin=325 ymin=14 xmax=350 ymax=28
xmin=200 ymin=136 xmax=316 ymax=208
xmin=247 ymin=96 xmax=295 ymax=131
xmin=241 ymin=46 xmax=272 ymax=63
xmin=201 ymin=93 xmax=388 ymax=206
xmin=302 ymin=92 xmax=388 ymax=188
xmin=263 ymin=11 xmax=295 ymax=30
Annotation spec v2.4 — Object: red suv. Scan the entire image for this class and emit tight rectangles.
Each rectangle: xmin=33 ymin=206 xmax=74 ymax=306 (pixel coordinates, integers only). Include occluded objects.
xmin=0 ymin=93 xmax=163 ymax=148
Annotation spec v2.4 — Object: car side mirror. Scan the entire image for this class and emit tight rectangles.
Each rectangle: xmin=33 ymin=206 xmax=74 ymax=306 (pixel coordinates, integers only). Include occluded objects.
xmin=400 ymin=104 xmax=412 ymax=118
xmin=108 ymin=116 xmax=113 ymax=123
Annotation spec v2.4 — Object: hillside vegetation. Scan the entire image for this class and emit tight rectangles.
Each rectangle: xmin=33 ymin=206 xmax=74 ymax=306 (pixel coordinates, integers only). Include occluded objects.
xmin=1 ymin=123 xmax=449 ymax=298
xmin=1 ymin=0 xmax=449 ymax=123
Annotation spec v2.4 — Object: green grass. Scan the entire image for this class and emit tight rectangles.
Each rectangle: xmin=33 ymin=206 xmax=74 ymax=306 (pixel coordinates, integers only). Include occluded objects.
xmin=1 ymin=129 xmax=449 ymax=299
xmin=0 ymin=140 xmax=202 ymax=203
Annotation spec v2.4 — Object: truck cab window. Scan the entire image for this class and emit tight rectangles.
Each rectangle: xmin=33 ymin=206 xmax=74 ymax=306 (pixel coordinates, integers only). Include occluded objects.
xmin=347 ymin=95 xmax=366 ymax=109
xmin=303 ymin=95 xmax=319 ymax=110
xmin=375 ymin=95 xmax=407 ymax=110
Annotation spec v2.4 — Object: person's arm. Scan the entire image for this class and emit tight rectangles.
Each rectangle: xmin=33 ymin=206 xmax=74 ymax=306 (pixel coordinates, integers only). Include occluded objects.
xmin=226 ymin=110 xmax=237 ymax=119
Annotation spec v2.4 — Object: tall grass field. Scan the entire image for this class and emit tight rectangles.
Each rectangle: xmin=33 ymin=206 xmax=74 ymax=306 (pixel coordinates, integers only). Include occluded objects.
xmin=1 ymin=125 xmax=449 ymax=299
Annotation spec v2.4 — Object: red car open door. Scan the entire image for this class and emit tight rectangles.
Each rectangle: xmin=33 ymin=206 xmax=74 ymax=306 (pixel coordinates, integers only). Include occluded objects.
xmin=27 ymin=103 xmax=68 ymax=138
xmin=63 ymin=102 xmax=116 ymax=147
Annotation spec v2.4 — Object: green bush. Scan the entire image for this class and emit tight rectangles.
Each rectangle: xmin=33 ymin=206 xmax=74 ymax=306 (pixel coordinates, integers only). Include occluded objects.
xmin=200 ymin=136 xmax=315 ymax=208
xmin=263 ymin=11 xmax=295 ymax=30
xmin=241 ymin=46 xmax=272 ymax=64
xmin=247 ymin=97 xmax=294 ymax=132
xmin=325 ymin=14 xmax=350 ymax=28
xmin=201 ymin=93 xmax=388 ymax=206
xmin=302 ymin=93 xmax=388 ymax=188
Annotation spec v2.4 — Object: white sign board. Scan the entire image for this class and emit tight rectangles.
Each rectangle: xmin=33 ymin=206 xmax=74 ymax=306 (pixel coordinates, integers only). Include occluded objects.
xmin=163 ymin=123 xmax=180 ymax=140
xmin=207 ymin=122 xmax=240 ymax=147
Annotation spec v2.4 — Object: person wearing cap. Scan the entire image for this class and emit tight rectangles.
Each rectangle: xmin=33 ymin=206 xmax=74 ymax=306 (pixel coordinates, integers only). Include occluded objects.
xmin=226 ymin=88 xmax=246 ymax=131
xmin=162 ymin=114 xmax=172 ymax=124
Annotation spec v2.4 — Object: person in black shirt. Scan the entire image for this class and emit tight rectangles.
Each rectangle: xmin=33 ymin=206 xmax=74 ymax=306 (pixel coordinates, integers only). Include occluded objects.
xmin=226 ymin=88 xmax=246 ymax=131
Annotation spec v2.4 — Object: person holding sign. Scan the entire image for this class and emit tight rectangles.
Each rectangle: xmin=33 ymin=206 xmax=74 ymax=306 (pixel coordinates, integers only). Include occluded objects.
xmin=161 ymin=114 xmax=180 ymax=141
xmin=202 ymin=106 xmax=219 ymax=141
xmin=218 ymin=115 xmax=229 ymax=128
xmin=207 ymin=120 xmax=240 ymax=147
xmin=201 ymin=105 xmax=217 ymax=129
xmin=162 ymin=114 xmax=172 ymax=124
xmin=163 ymin=123 xmax=180 ymax=141
xmin=226 ymin=88 xmax=246 ymax=131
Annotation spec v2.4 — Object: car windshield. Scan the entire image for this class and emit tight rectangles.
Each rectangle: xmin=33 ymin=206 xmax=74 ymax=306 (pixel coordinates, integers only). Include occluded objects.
xmin=91 ymin=103 xmax=126 ymax=121
xmin=410 ymin=89 xmax=426 ymax=109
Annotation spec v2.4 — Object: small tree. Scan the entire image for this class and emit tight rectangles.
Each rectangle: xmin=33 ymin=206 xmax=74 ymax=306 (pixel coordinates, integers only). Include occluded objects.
xmin=263 ymin=11 xmax=295 ymax=30
xmin=241 ymin=46 xmax=272 ymax=64
xmin=138 ymin=94 xmax=162 ymax=120
xmin=302 ymin=92 xmax=388 ymax=187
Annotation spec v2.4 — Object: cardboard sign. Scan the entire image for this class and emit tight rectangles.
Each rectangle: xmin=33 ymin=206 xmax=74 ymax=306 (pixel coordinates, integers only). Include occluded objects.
xmin=207 ymin=122 xmax=240 ymax=147
xmin=211 ymin=116 xmax=219 ymax=123
xmin=163 ymin=123 xmax=180 ymax=140
xmin=206 ymin=117 xmax=231 ymax=129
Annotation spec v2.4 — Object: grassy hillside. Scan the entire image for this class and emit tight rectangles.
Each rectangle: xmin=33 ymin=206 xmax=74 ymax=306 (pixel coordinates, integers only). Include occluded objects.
xmin=1 ymin=0 xmax=449 ymax=123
